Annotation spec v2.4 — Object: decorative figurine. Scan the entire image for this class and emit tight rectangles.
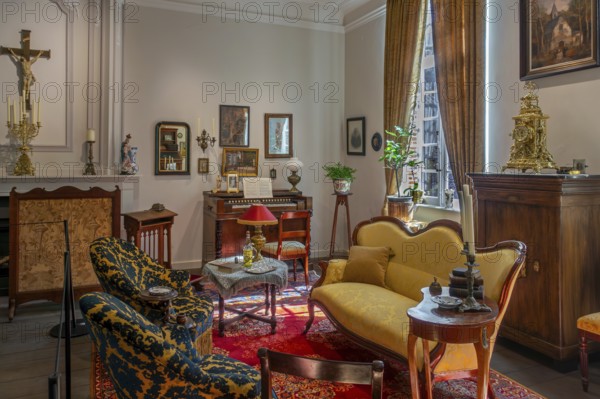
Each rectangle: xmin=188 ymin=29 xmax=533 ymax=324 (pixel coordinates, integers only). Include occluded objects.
xmin=429 ymin=277 xmax=442 ymax=296
xmin=120 ymin=134 xmax=138 ymax=175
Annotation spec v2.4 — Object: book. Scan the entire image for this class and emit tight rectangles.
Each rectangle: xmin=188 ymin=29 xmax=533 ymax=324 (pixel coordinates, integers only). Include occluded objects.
xmin=451 ymin=267 xmax=481 ymax=278
xmin=243 ymin=178 xmax=273 ymax=198
xmin=449 ymin=285 xmax=484 ymax=299
xmin=449 ymin=274 xmax=484 ymax=287
xmin=216 ymin=263 xmax=243 ymax=274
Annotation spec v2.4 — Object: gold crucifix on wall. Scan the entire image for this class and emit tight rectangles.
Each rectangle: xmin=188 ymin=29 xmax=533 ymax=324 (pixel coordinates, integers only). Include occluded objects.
xmin=1 ymin=30 xmax=51 ymax=110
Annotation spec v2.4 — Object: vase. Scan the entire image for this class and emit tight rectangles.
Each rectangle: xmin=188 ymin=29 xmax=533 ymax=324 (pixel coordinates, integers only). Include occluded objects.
xmin=332 ymin=179 xmax=352 ymax=195
xmin=387 ymin=195 xmax=413 ymax=222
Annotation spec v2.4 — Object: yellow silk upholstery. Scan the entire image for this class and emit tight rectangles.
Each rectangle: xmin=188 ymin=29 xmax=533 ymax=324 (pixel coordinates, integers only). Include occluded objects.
xmin=578 ymin=313 xmax=600 ymax=335
xmin=321 ymin=259 xmax=347 ymax=286
xmin=311 ymin=282 xmax=436 ymax=367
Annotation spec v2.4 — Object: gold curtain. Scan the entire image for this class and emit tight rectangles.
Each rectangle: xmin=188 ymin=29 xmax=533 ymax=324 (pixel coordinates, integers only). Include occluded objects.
xmin=431 ymin=0 xmax=485 ymax=189
xmin=382 ymin=0 xmax=428 ymax=215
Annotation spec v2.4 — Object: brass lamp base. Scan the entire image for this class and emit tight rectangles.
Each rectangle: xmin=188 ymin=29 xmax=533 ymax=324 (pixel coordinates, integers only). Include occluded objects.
xmin=250 ymin=225 xmax=266 ymax=261
xmin=13 ymin=147 xmax=35 ymax=176
xmin=287 ymin=171 xmax=301 ymax=192
xmin=458 ymin=253 xmax=491 ymax=313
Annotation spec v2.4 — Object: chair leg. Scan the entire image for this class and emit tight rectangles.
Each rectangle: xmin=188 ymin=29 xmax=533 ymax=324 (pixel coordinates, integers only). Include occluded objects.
xmin=580 ymin=331 xmax=589 ymax=392
xmin=303 ymin=256 xmax=309 ymax=288
xmin=292 ymin=259 xmax=297 ymax=281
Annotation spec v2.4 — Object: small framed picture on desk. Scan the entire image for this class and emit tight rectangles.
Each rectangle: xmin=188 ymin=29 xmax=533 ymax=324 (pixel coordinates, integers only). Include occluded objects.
xmin=226 ymin=172 xmax=239 ymax=193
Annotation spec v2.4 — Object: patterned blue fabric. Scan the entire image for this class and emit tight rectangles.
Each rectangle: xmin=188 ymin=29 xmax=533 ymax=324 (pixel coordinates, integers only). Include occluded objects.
xmin=89 ymin=237 xmax=214 ymax=345
xmin=81 ymin=292 xmax=261 ymax=399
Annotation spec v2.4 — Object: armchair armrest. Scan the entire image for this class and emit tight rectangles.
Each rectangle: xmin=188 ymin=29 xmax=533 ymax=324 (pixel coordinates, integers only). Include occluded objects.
xmin=163 ymin=269 xmax=195 ymax=296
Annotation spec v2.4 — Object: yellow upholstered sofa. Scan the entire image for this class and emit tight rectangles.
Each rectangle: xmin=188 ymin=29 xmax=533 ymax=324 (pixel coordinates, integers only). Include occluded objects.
xmin=304 ymin=216 xmax=526 ymax=384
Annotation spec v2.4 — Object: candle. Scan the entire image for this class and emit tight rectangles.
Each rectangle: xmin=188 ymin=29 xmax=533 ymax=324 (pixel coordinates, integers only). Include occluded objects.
xmin=197 ymin=117 xmax=201 ymax=136
xmin=31 ymin=101 xmax=36 ymax=124
xmin=86 ymin=128 xmax=96 ymax=142
xmin=6 ymin=97 xmax=9 ymax=122
xmin=36 ymin=96 xmax=40 ymax=123
xmin=212 ymin=118 xmax=216 ymax=134
xmin=12 ymin=101 xmax=16 ymax=125
xmin=458 ymin=190 xmax=466 ymax=240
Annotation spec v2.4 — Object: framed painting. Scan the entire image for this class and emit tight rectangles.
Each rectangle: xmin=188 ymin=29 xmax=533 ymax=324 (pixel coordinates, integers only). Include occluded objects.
xmin=520 ymin=0 xmax=599 ymax=80
xmin=347 ymin=117 xmax=366 ymax=156
xmin=226 ymin=172 xmax=239 ymax=193
xmin=264 ymin=113 xmax=293 ymax=158
xmin=221 ymin=147 xmax=259 ymax=176
xmin=198 ymin=158 xmax=209 ymax=174
xmin=219 ymin=105 xmax=250 ymax=147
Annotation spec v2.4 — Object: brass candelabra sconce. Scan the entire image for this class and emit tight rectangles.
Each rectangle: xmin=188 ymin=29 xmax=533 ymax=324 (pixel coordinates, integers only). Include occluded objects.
xmin=6 ymin=96 xmax=41 ymax=176
xmin=196 ymin=129 xmax=216 ymax=154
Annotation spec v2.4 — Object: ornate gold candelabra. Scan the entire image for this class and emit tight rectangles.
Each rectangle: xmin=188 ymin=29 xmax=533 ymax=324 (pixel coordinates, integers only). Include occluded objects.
xmin=7 ymin=114 xmax=40 ymax=176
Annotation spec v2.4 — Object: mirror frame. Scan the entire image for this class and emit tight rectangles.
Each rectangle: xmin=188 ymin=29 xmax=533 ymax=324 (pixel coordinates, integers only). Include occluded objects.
xmin=155 ymin=121 xmax=191 ymax=175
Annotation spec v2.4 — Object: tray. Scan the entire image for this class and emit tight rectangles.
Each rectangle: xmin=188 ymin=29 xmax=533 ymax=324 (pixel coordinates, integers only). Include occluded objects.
xmin=431 ymin=295 xmax=462 ymax=310
xmin=245 ymin=265 xmax=277 ymax=274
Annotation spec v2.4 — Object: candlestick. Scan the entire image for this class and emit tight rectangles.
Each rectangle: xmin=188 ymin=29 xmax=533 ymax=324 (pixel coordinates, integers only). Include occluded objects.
xmin=83 ymin=140 xmax=97 ymax=175
xmin=6 ymin=98 xmax=9 ymax=124
xmin=36 ymin=96 xmax=40 ymax=123
xmin=12 ymin=101 xmax=16 ymax=126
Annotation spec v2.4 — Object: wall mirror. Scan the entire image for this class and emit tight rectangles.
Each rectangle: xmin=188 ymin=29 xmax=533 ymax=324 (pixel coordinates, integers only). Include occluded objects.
xmin=155 ymin=122 xmax=191 ymax=175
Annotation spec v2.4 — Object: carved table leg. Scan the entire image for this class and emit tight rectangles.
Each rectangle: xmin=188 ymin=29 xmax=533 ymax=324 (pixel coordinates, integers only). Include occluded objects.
xmin=474 ymin=328 xmax=493 ymax=399
xmin=580 ymin=332 xmax=589 ymax=392
xmin=270 ymin=284 xmax=276 ymax=334
xmin=303 ymin=301 xmax=315 ymax=334
xmin=218 ymin=294 xmax=225 ymax=337
xmin=264 ymin=284 xmax=270 ymax=315
xmin=408 ymin=333 xmax=421 ymax=399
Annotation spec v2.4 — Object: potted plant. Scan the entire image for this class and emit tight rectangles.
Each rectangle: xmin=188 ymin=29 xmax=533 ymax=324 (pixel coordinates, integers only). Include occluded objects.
xmin=322 ymin=162 xmax=357 ymax=194
xmin=379 ymin=125 xmax=423 ymax=204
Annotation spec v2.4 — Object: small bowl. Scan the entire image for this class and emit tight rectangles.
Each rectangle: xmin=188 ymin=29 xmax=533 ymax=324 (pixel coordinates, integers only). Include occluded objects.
xmin=431 ymin=295 xmax=462 ymax=310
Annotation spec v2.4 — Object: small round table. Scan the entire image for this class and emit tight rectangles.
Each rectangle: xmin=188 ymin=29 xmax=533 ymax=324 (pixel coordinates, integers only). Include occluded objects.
xmin=203 ymin=258 xmax=288 ymax=336
xmin=139 ymin=287 xmax=178 ymax=324
xmin=407 ymin=287 xmax=499 ymax=399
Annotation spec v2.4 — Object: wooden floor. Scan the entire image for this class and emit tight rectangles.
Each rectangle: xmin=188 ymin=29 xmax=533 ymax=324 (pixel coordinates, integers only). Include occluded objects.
xmin=2 ymin=293 xmax=600 ymax=399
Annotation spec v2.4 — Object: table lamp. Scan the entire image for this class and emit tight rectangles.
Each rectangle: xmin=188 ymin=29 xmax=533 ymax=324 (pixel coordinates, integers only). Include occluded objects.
xmin=237 ymin=204 xmax=278 ymax=261
xmin=286 ymin=157 xmax=303 ymax=192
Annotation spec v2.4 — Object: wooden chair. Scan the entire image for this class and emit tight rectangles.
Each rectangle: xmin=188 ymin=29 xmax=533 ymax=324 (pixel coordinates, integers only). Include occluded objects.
xmin=578 ymin=312 xmax=600 ymax=391
xmin=257 ymin=348 xmax=384 ymax=399
xmin=261 ymin=210 xmax=311 ymax=287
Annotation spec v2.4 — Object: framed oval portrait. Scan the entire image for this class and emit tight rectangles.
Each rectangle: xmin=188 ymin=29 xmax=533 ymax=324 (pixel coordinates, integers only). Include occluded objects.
xmin=371 ymin=132 xmax=382 ymax=152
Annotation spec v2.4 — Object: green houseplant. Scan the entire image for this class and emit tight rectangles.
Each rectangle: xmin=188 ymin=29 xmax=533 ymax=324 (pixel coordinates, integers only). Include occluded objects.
xmin=322 ymin=162 xmax=357 ymax=194
xmin=379 ymin=125 xmax=423 ymax=202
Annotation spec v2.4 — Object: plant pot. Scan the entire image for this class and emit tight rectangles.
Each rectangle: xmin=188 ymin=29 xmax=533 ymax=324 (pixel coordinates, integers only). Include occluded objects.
xmin=387 ymin=195 xmax=413 ymax=222
xmin=332 ymin=179 xmax=352 ymax=194
xmin=412 ymin=190 xmax=424 ymax=204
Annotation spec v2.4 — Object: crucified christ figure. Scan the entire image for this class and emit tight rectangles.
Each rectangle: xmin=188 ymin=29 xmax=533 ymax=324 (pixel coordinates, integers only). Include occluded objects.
xmin=8 ymin=48 xmax=43 ymax=101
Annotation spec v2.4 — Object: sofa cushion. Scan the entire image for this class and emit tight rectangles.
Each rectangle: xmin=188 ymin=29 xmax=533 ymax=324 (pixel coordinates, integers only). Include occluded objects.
xmin=322 ymin=259 xmax=347 ymax=285
xmin=342 ymin=246 xmax=391 ymax=287
xmin=385 ymin=262 xmax=450 ymax=302
xmin=311 ymin=282 xmax=435 ymax=364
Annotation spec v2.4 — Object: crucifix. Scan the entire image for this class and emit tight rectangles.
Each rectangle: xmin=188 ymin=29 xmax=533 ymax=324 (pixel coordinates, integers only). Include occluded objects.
xmin=1 ymin=30 xmax=51 ymax=110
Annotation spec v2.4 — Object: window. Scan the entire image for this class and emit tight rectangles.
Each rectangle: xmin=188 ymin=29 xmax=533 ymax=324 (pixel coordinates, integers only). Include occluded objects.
xmin=405 ymin=7 xmax=456 ymax=207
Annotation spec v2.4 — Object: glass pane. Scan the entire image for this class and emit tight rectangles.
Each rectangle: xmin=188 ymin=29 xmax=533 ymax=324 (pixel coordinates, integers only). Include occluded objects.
xmin=423 ymin=118 xmax=439 ymax=144
xmin=424 ymin=93 xmax=438 ymax=118
xmin=423 ymin=145 xmax=439 ymax=170
xmin=424 ymin=67 xmax=436 ymax=92
xmin=423 ymin=172 xmax=439 ymax=197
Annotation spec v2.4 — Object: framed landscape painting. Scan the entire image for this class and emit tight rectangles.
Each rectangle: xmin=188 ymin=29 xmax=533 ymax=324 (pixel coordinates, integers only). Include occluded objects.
xmin=520 ymin=0 xmax=599 ymax=79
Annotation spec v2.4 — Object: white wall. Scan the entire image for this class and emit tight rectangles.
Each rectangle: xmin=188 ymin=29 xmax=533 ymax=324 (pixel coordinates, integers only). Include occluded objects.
xmin=123 ymin=6 xmax=345 ymax=266
xmin=487 ymin=2 xmax=600 ymax=172
xmin=343 ymin=13 xmax=386 ymax=233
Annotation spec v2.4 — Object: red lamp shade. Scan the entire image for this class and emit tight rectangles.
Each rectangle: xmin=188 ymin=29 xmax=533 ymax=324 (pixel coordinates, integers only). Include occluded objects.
xmin=237 ymin=204 xmax=278 ymax=226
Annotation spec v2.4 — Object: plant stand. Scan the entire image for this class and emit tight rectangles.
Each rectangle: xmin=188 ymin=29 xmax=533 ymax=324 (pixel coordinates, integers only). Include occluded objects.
xmin=329 ymin=193 xmax=352 ymax=259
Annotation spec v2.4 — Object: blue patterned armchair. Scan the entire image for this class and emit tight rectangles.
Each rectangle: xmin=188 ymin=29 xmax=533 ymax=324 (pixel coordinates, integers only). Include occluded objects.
xmin=89 ymin=236 xmax=214 ymax=354
xmin=80 ymin=292 xmax=261 ymax=399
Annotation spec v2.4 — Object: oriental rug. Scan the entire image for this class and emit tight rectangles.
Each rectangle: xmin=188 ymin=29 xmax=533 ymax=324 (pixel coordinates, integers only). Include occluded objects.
xmin=91 ymin=279 xmax=546 ymax=399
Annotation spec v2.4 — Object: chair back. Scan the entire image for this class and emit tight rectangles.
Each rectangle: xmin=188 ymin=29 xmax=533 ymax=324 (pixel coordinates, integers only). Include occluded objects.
xmin=276 ymin=210 xmax=311 ymax=254
xmin=80 ymin=292 xmax=210 ymax=399
xmin=258 ymin=347 xmax=384 ymax=399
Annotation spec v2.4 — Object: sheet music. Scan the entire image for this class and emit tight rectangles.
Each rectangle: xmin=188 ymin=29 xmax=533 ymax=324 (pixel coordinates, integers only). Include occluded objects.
xmin=243 ymin=178 xmax=273 ymax=198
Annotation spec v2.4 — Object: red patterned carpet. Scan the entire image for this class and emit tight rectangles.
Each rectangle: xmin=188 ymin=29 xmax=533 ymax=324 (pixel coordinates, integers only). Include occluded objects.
xmin=92 ymin=280 xmax=546 ymax=398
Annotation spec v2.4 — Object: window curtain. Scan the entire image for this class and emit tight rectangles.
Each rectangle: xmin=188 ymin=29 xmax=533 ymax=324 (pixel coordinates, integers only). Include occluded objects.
xmin=431 ymin=0 xmax=485 ymax=189
xmin=382 ymin=0 xmax=428 ymax=215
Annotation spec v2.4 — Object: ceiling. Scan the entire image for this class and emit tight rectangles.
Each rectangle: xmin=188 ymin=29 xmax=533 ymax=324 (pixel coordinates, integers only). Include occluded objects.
xmin=145 ymin=0 xmax=376 ymax=27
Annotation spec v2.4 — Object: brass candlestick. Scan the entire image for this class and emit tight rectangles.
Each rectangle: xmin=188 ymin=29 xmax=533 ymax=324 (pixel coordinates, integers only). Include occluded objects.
xmin=458 ymin=250 xmax=491 ymax=313
xmin=83 ymin=140 xmax=97 ymax=175
xmin=7 ymin=115 xmax=40 ymax=176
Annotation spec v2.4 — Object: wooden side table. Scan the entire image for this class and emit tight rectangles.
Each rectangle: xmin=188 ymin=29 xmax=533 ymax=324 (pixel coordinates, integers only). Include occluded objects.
xmin=329 ymin=193 xmax=352 ymax=258
xmin=407 ymin=288 xmax=499 ymax=399
xmin=123 ymin=209 xmax=177 ymax=268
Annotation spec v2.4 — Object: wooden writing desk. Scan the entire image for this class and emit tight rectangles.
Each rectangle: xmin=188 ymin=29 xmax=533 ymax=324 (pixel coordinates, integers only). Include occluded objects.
xmin=407 ymin=288 xmax=498 ymax=399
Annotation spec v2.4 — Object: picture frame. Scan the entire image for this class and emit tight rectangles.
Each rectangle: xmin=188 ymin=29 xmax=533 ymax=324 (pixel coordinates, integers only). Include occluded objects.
xmin=221 ymin=147 xmax=259 ymax=176
xmin=520 ymin=0 xmax=599 ymax=80
xmin=198 ymin=157 xmax=209 ymax=174
xmin=264 ymin=113 xmax=293 ymax=158
xmin=347 ymin=117 xmax=366 ymax=156
xmin=155 ymin=121 xmax=191 ymax=175
xmin=219 ymin=105 xmax=250 ymax=147
xmin=226 ymin=172 xmax=239 ymax=193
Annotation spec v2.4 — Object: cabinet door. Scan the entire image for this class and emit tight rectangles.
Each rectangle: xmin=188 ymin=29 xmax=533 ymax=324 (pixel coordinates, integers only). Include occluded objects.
xmin=480 ymin=199 xmax=561 ymax=348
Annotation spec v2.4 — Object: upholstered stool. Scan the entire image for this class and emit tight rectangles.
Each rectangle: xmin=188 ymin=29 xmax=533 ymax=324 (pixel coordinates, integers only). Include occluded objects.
xmin=577 ymin=312 xmax=600 ymax=392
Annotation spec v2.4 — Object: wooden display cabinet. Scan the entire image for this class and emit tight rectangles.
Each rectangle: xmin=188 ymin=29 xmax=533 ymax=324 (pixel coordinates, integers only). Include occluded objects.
xmin=469 ymin=173 xmax=600 ymax=362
